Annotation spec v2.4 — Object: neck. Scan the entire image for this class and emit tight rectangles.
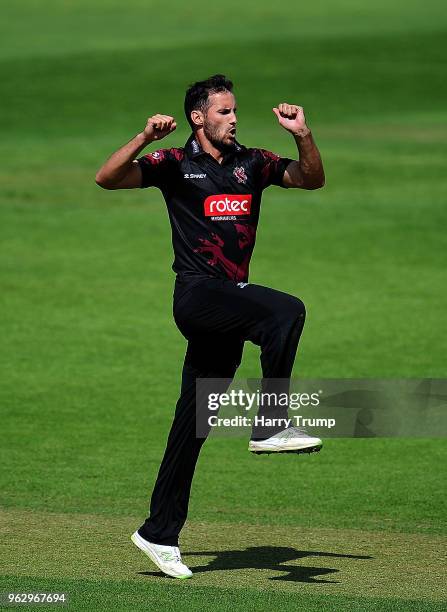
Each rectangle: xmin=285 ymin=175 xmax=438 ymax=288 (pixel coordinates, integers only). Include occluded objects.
xmin=195 ymin=130 xmax=225 ymax=164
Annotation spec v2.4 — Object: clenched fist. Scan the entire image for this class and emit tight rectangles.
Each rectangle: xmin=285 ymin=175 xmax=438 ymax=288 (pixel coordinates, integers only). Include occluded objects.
xmin=143 ymin=114 xmax=177 ymax=143
xmin=273 ymin=104 xmax=310 ymax=137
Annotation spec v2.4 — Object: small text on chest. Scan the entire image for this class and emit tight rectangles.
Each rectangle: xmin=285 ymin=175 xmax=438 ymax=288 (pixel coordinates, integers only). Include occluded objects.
xmin=184 ymin=173 xmax=207 ymax=179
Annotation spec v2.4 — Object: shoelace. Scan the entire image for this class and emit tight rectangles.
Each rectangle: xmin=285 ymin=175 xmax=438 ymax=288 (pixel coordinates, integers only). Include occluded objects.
xmin=279 ymin=426 xmax=309 ymax=439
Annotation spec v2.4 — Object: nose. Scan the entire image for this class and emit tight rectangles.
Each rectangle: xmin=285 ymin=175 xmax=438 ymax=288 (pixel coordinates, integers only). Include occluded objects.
xmin=230 ymin=111 xmax=237 ymax=125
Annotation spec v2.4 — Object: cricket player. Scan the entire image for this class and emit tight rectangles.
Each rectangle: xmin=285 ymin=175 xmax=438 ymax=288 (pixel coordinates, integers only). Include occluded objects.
xmin=95 ymin=75 xmax=325 ymax=578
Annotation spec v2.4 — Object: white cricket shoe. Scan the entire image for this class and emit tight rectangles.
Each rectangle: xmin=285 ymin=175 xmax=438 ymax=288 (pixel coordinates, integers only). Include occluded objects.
xmin=249 ymin=426 xmax=322 ymax=454
xmin=131 ymin=530 xmax=193 ymax=579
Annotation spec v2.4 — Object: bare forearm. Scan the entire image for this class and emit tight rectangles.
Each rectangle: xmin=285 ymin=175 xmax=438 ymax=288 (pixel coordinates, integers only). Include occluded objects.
xmin=272 ymin=104 xmax=325 ymax=189
xmin=95 ymin=114 xmax=176 ymax=189
xmin=293 ymin=128 xmax=325 ymax=189
xmin=95 ymin=132 xmax=149 ymax=186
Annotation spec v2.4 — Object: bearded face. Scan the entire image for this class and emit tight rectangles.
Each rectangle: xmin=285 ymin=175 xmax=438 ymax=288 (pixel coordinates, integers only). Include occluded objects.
xmin=201 ymin=91 xmax=237 ymax=151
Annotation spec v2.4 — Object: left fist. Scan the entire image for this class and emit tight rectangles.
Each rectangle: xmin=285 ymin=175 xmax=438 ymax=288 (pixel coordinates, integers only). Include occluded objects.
xmin=273 ymin=103 xmax=309 ymax=136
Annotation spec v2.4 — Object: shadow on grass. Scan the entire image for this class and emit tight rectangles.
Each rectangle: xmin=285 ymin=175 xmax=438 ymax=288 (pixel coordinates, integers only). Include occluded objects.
xmin=139 ymin=546 xmax=372 ymax=583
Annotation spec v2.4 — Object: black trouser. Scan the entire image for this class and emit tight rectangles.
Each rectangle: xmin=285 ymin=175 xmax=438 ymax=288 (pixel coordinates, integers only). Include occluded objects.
xmin=138 ymin=276 xmax=306 ymax=546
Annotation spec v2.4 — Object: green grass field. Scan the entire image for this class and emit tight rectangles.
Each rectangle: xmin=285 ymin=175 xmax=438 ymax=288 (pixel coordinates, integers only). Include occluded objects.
xmin=1 ymin=1 xmax=446 ymax=610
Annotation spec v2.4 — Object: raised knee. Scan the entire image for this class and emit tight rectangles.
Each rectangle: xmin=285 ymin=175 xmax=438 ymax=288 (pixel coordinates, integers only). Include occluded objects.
xmin=252 ymin=296 xmax=306 ymax=346
xmin=266 ymin=297 xmax=305 ymax=338
xmin=283 ymin=296 xmax=306 ymax=322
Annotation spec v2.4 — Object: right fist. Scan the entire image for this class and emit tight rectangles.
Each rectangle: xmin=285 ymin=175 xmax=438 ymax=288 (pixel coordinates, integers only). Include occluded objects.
xmin=143 ymin=114 xmax=176 ymax=142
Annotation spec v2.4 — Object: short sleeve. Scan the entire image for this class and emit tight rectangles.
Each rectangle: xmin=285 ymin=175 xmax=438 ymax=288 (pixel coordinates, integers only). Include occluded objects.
xmin=136 ymin=149 xmax=176 ymax=189
xmin=257 ymin=149 xmax=294 ymax=189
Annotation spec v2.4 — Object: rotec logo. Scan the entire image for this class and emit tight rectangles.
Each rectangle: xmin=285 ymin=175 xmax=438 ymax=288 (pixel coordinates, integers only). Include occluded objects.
xmin=204 ymin=194 xmax=252 ymax=217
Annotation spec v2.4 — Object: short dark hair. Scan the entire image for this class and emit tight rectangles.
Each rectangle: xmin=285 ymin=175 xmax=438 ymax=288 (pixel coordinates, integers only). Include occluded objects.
xmin=184 ymin=74 xmax=234 ymax=129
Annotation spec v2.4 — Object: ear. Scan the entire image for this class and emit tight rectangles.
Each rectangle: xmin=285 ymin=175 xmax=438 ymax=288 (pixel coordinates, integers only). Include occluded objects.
xmin=191 ymin=110 xmax=204 ymax=128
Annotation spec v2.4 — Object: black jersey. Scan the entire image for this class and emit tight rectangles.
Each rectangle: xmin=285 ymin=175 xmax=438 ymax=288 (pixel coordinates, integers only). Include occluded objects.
xmin=137 ymin=134 xmax=292 ymax=283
